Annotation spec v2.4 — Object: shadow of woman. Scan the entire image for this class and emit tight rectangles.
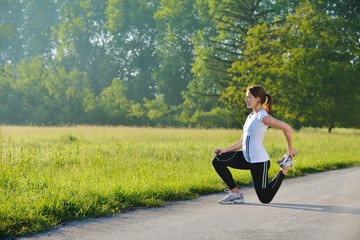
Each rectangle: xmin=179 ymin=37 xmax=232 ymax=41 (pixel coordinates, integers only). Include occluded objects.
xmin=244 ymin=202 xmax=360 ymax=215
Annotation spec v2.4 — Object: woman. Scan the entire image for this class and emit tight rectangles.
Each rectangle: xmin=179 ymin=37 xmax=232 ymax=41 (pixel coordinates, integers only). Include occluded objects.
xmin=212 ymin=86 xmax=296 ymax=204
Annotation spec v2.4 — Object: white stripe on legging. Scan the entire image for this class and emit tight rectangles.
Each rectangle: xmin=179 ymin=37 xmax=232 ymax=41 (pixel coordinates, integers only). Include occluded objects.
xmin=272 ymin=171 xmax=281 ymax=189
xmin=262 ymin=161 xmax=267 ymax=189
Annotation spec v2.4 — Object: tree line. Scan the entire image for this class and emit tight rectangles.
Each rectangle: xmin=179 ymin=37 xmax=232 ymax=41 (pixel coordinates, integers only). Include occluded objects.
xmin=1 ymin=0 xmax=359 ymax=131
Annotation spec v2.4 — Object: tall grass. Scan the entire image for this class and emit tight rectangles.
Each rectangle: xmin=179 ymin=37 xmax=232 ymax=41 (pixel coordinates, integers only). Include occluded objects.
xmin=0 ymin=126 xmax=359 ymax=237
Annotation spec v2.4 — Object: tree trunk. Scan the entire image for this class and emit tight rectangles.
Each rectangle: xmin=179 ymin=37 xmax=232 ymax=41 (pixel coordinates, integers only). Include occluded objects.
xmin=328 ymin=123 xmax=334 ymax=133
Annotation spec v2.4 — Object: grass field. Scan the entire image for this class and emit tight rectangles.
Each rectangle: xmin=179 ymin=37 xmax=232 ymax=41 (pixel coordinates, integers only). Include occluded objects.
xmin=0 ymin=126 xmax=359 ymax=237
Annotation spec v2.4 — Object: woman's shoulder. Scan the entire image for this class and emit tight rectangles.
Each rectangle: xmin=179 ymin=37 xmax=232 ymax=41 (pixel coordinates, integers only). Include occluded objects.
xmin=257 ymin=109 xmax=269 ymax=119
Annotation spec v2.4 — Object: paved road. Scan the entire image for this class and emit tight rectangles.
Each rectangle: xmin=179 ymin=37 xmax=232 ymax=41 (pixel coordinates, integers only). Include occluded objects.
xmin=20 ymin=167 xmax=360 ymax=240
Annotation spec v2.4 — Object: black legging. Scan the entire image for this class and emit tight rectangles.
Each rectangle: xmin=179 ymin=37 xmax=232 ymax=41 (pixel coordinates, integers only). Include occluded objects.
xmin=212 ymin=151 xmax=285 ymax=204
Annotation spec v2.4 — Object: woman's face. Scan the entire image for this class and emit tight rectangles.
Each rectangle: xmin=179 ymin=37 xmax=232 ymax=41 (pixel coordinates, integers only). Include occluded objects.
xmin=245 ymin=90 xmax=259 ymax=109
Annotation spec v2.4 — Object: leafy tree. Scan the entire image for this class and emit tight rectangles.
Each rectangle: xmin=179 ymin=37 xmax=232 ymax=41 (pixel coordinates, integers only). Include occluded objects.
xmin=21 ymin=0 xmax=59 ymax=60
xmin=0 ymin=56 xmax=53 ymax=124
xmin=45 ymin=62 xmax=93 ymax=124
xmin=94 ymin=78 xmax=132 ymax=124
xmin=0 ymin=56 xmax=93 ymax=125
xmin=0 ymin=0 xmax=25 ymax=66
xmin=143 ymin=96 xmax=173 ymax=125
xmin=0 ymin=0 xmax=59 ymax=66
xmin=188 ymin=0 xmax=282 ymax=127
xmin=226 ymin=1 xmax=360 ymax=131
xmin=192 ymin=0 xmax=277 ymax=91
xmin=189 ymin=107 xmax=236 ymax=128
xmin=53 ymin=0 xmax=117 ymax=95
xmin=0 ymin=0 xmax=358 ymax=129
xmin=106 ymin=0 xmax=160 ymax=103
xmin=0 ymin=62 xmax=18 ymax=123
xmin=154 ymin=0 xmax=207 ymax=106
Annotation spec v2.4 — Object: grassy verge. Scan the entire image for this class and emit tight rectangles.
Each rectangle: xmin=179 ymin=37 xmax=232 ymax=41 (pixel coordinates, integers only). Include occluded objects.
xmin=0 ymin=126 xmax=359 ymax=237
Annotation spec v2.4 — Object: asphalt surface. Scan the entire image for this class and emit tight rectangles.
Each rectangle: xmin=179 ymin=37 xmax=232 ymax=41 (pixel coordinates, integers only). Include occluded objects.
xmin=19 ymin=167 xmax=360 ymax=240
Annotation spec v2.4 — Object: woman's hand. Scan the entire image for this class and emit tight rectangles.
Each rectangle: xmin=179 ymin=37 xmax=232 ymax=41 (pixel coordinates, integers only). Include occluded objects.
xmin=214 ymin=149 xmax=225 ymax=155
xmin=289 ymin=147 xmax=297 ymax=158
xmin=214 ymin=139 xmax=242 ymax=156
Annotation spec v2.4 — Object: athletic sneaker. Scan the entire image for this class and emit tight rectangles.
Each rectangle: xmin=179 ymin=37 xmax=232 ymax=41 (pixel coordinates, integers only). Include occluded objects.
xmin=219 ymin=190 xmax=244 ymax=204
xmin=277 ymin=153 xmax=294 ymax=168
xmin=277 ymin=153 xmax=296 ymax=175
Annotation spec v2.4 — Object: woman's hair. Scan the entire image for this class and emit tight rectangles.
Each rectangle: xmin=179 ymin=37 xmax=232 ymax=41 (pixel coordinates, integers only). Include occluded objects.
xmin=248 ymin=85 xmax=273 ymax=115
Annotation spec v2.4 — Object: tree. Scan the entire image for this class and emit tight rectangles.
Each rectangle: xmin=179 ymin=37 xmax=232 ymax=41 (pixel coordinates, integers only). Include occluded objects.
xmin=188 ymin=0 xmax=282 ymax=126
xmin=0 ymin=0 xmax=25 ymax=66
xmin=0 ymin=56 xmax=94 ymax=125
xmin=0 ymin=56 xmax=53 ymax=124
xmin=154 ymin=0 xmax=207 ymax=106
xmin=95 ymin=78 xmax=132 ymax=125
xmin=45 ymin=62 xmax=94 ymax=124
xmin=192 ymin=0 xmax=277 ymax=91
xmin=106 ymin=0 xmax=161 ymax=103
xmin=226 ymin=1 xmax=360 ymax=131
xmin=0 ymin=0 xmax=59 ymax=66
xmin=53 ymin=0 xmax=117 ymax=95
xmin=21 ymin=0 xmax=59 ymax=60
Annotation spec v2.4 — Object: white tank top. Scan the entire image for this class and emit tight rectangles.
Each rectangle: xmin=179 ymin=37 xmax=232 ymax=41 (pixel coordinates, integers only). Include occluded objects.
xmin=242 ymin=109 xmax=269 ymax=163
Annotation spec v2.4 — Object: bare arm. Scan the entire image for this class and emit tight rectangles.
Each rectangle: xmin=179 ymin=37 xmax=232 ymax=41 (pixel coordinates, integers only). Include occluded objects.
xmin=215 ymin=135 xmax=243 ymax=155
xmin=262 ymin=115 xmax=297 ymax=158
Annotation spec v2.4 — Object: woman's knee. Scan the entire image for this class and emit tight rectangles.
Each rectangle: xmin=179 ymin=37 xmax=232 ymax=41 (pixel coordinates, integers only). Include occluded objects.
xmin=212 ymin=156 xmax=219 ymax=167
xmin=259 ymin=197 xmax=272 ymax=204
xmin=255 ymin=190 xmax=272 ymax=204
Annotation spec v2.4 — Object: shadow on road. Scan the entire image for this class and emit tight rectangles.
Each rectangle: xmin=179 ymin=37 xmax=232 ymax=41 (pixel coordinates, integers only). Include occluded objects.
xmin=244 ymin=202 xmax=360 ymax=215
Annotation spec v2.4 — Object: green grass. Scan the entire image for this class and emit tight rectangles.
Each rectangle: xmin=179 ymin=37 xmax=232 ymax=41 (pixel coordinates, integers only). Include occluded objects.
xmin=0 ymin=126 xmax=359 ymax=237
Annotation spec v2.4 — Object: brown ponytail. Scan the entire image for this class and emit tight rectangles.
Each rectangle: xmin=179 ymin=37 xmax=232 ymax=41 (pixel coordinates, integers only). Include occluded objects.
xmin=264 ymin=93 xmax=273 ymax=116
xmin=247 ymin=86 xmax=273 ymax=115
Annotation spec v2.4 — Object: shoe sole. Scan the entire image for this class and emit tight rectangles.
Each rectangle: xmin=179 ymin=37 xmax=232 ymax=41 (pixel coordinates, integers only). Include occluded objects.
xmin=233 ymin=199 xmax=244 ymax=204
xmin=219 ymin=199 xmax=244 ymax=204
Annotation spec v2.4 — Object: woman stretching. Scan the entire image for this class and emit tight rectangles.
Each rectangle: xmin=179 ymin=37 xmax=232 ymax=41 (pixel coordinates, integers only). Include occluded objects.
xmin=212 ymin=86 xmax=296 ymax=204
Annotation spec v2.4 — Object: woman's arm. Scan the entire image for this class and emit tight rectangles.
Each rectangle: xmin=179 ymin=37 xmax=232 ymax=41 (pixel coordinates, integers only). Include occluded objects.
xmin=215 ymin=135 xmax=243 ymax=155
xmin=262 ymin=115 xmax=297 ymax=158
